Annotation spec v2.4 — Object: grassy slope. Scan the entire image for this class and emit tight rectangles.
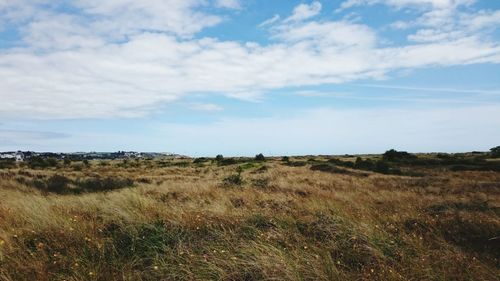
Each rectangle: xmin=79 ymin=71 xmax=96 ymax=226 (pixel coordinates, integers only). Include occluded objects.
xmin=0 ymin=157 xmax=499 ymax=281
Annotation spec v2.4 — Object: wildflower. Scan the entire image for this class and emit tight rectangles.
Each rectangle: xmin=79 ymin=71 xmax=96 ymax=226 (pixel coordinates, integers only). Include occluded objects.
xmin=0 ymin=239 xmax=5 ymax=246
xmin=153 ymin=266 xmax=159 ymax=270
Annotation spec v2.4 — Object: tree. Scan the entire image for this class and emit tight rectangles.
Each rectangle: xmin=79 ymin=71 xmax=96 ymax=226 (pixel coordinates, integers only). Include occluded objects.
xmin=255 ymin=153 xmax=265 ymax=161
xmin=215 ymin=154 xmax=224 ymax=162
xmin=490 ymin=146 xmax=500 ymax=158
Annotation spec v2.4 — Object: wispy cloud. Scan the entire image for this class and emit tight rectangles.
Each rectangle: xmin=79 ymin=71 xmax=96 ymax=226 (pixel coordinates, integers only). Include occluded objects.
xmin=258 ymin=14 xmax=280 ymax=28
xmin=354 ymin=84 xmax=500 ymax=95
xmin=189 ymin=103 xmax=224 ymax=112
xmin=283 ymin=1 xmax=322 ymax=23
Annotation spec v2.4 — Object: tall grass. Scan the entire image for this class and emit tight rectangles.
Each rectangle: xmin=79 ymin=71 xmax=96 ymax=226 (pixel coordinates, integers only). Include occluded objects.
xmin=0 ymin=156 xmax=499 ymax=280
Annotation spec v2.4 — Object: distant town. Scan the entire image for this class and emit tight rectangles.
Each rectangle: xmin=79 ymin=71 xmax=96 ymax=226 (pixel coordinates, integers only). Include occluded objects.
xmin=0 ymin=151 xmax=186 ymax=162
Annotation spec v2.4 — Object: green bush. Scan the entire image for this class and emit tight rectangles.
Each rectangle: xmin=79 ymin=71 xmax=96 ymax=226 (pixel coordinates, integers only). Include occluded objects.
xmin=0 ymin=159 xmax=16 ymax=169
xmin=76 ymin=176 xmax=134 ymax=192
xmin=255 ymin=153 xmax=265 ymax=162
xmin=490 ymin=146 xmax=500 ymax=158
xmin=222 ymin=171 xmax=244 ymax=187
xmin=382 ymin=149 xmax=416 ymax=162
xmin=46 ymin=174 xmax=71 ymax=194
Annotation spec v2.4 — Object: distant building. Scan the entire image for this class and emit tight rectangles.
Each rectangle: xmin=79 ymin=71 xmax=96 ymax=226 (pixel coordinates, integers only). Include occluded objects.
xmin=15 ymin=152 xmax=24 ymax=162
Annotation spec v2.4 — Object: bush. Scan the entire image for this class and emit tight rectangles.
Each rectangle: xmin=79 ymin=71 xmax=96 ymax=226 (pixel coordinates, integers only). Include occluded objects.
xmin=373 ymin=160 xmax=390 ymax=174
xmin=76 ymin=176 xmax=134 ymax=192
xmin=310 ymin=164 xmax=351 ymax=174
xmin=0 ymin=159 xmax=16 ymax=169
xmin=46 ymin=174 xmax=71 ymax=194
xmin=218 ymin=158 xmax=238 ymax=166
xmin=490 ymin=146 xmax=500 ymax=158
xmin=328 ymin=158 xmax=354 ymax=168
xmin=354 ymin=157 xmax=375 ymax=170
xmin=255 ymin=153 xmax=265 ymax=162
xmin=222 ymin=171 xmax=244 ymax=187
xmin=382 ymin=149 xmax=417 ymax=162
xmin=27 ymin=157 xmax=51 ymax=169
xmin=193 ymin=157 xmax=209 ymax=164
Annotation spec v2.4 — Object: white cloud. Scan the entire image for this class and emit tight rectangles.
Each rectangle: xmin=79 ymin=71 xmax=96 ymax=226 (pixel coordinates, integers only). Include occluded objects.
xmin=338 ymin=0 xmax=475 ymax=11
xmin=273 ymin=21 xmax=377 ymax=47
xmin=215 ymin=0 xmax=241 ymax=9
xmin=73 ymin=0 xmax=222 ymax=37
xmin=189 ymin=103 xmax=224 ymax=112
xmin=460 ymin=10 xmax=500 ymax=30
xmin=0 ymin=0 xmax=499 ymax=120
xmin=258 ymin=14 xmax=280 ymax=28
xmin=283 ymin=1 xmax=322 ymax=23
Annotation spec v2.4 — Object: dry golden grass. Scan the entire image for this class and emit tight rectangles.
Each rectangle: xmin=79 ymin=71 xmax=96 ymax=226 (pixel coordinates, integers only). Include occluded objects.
xmin=0 ymin=157 xmax=499 ymax=280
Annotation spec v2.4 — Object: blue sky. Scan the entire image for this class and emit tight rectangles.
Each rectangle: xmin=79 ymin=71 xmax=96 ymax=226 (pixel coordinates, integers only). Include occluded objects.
xmin=0 ymin=0 xmax=499 ymax=156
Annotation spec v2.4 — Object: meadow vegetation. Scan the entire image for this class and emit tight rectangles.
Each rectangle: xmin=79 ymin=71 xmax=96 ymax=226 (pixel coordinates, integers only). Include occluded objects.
xmin=0 ymin=151 xmax=499 ymax=280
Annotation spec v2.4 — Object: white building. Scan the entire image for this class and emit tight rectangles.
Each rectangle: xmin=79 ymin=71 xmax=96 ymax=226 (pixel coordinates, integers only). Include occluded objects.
xmin=15 ymin=152 xmax=24 ymax=162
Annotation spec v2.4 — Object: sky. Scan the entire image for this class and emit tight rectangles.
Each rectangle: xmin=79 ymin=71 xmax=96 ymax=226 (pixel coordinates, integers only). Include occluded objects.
xmin=0 ymin=0 xmax=499 ymax=156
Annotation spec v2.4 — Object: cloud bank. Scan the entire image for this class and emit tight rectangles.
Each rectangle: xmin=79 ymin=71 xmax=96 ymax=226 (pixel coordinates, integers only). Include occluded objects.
xmin=0 ymin=0 xmax=499 ymax=120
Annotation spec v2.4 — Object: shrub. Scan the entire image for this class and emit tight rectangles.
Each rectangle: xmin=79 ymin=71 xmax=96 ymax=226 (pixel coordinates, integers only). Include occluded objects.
xmin=46 ymin=174 xmax=71 ymax=194
xmin=354 ymin=157 xmax=374 ymax=170
xmin=46 ymin=158 xmax=59 ymax=167
xmin=382 ymin=149 xmax=417 ymax=162
xmin=490 ymin=146 xmax=500 ymax=158
xmin=222 ymin=171 xmax=244 ymax=187
xmin=310 ymin=164 xmax=351 ymax=175
xmin=72 ymin=163 xmax=84 ymax=171
xmin=285 ymin=161 xmax=307 ymax=167
xmin=251 ymin=177 xmax=270 ymax=189
xmin=255 ymin=153 xmax=265 ymax=162
xmin=218 ymin=158 xmax=238 ymax=166
xmin=281 ymin=156 xmax=290 ymax=162
xmin=215 ymin=154 xmax=224 ymax=162
xmin=76 ymin=176 xmax=134 ymax=192
xmin=27 ymin=157 xmax=50 ymax=169
xmin=373 ymin=160 xmax=390 ymax=174
xmin=0 ymin=159 xmax=16 ymax=169
xmin=328 ymin=158 xmax=354 ymax=168
xmin=193 ymin=157 xmax=209 ymax=164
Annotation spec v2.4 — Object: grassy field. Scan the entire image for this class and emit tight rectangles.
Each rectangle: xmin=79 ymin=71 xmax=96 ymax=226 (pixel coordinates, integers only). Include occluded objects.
xmin=0 ymin=153 xmax=499 ymax=281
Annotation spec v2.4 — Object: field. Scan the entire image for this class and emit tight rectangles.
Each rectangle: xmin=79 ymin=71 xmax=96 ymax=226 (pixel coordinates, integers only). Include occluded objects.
xmin=0 ymin=153 xmax=499 ymax=281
